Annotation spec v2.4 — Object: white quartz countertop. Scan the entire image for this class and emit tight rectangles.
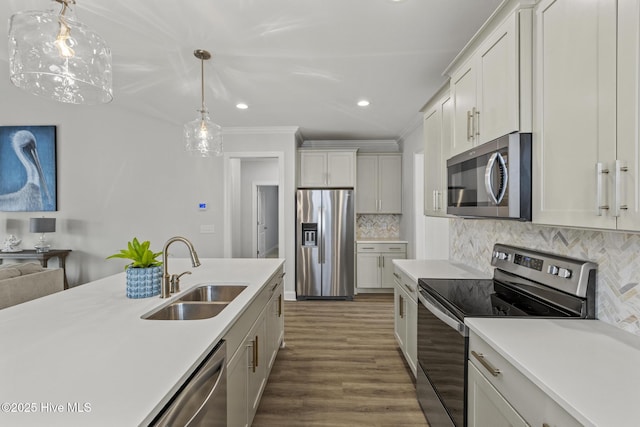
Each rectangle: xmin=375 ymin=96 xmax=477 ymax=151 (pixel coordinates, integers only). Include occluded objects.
xmin=466 ymin=318 xmax=640 ymax=427
xmin=392 ymin=259 xmax=490 ymax=283
xmin=0 ymin=258 xmax=284 ymax=427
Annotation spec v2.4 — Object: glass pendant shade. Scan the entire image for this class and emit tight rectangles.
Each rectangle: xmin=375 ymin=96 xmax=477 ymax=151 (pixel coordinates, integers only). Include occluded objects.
xmin=184 ymin=49 xmax=223 ymax=157
xmin=184 ymin=110 xmax=223 ymax=157
xmin=8 ymin=0 xmax=113 ymax=105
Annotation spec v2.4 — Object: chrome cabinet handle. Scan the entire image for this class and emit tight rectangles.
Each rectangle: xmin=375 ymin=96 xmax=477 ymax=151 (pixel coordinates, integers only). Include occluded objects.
xmin=399 ymin=294 xmax=404 ymax=318
xmin=596 ymin=163 xmax=610 ymax=215
xmin=403 ymin=283 xmax=415 ymax=293
xmin=614 ymin=160 xmax=629 ymax=217
xmin=467 ymin=110 xmax=473 ymax=141
xmin=393 ymin=272 xmax=401 ymax=280
xmin=474 ymin=107 xmax=480 ymax=138
xmin=471 ymin=350 xmax=501 ymax=376
xmin=485 ymin=153 xmax=508 ymax=205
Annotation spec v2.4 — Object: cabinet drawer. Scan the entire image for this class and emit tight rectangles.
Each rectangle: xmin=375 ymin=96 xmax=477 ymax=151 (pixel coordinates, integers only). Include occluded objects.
xmin=393 ymin=267 xmax=417 ymax=302
xmin=469 ymin=332 xmax=581 ymax=427
xmin=356 ymin=243 xmax=406 ymax=253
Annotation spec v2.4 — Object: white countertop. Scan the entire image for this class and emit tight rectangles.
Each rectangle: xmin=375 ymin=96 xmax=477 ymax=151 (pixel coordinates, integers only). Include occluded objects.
xmin=466 ymin=318 xmax=640 ymax=427
xmin=356 ymin=238 xmax=408 ymax=244
xmin=392 ymin=259 xmax=490 ymax=282
xmin=0 ymin=258 xmax=284 ymax=427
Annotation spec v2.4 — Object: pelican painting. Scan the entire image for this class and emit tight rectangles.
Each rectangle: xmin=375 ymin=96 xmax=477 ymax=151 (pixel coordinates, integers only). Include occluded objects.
xmin=0 ymin=126 xmax=57 ymax=212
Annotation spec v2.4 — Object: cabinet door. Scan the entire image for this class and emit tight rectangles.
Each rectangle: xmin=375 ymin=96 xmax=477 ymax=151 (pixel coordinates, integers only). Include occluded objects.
xmin=266 ymin=283 xmax=284 ymax=370
xmin=356 ymin=253 xmax=381 ymax=288
xmin=300 ymin=152 xmax=327 ymax=187
xmin=247 ymin=311 xmax=267 ymax=425
xmin=356 ymin=155 xmax=378 ymax=213
xmin=227 ymin=341 xmax=249 ymax=427
xmin=467 ymin=363 xmax=528 ymax=427
xmin=532 ymin=0 xmax=617 ymax=229
xmin=451 ymin=60 xmax=477 ymax=156
xmin=424 ymin=106 xmax=442 ymax=216
xmin=616 ymin=0 xmax=640 ymax=230
xmin=394 ymin=287 xmax=406 ymax=349
xmin=380 ymin=253 xmax=405 ymax=288
xmin=476 ymin=13 xmax=519 ymax=144
xmin=327 ymin=151 xmax=355 ymax=187
xmin=378 ymin=155 xmax=402 ymax=213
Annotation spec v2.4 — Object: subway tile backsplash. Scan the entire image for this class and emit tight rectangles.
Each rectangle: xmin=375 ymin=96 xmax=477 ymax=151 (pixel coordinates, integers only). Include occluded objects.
xmin=356 ymin=214 xmax=400 ymax=239
xmin=450 ymin=218 xmax=640 ymax=336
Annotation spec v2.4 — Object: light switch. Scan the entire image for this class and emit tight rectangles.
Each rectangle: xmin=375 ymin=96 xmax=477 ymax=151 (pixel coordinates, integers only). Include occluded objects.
xmin=200 ymin=224 xmax=215 ymax=233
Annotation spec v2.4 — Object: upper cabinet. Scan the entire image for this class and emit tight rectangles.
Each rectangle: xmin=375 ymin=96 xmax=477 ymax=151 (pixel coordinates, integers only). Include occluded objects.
xmin=298 ymin=149 xmax=357 ymax=188
xmin=356 ymin=154 xmax=402 ymax=214
xmin=423 ymin=86 xmax=452 ymax=217
xmin=532 ymin=0 xmax=640 ymax=231
xmin=446 ymin=2 xmax=534 ymax=157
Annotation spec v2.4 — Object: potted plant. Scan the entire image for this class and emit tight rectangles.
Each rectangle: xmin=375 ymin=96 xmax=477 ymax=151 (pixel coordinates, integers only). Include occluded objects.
xmin=107 ymin=237 xmax=163 ymax=298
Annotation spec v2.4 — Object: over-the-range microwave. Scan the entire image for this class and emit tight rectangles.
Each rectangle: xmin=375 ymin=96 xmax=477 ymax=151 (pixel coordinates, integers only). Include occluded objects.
xmin=446 ymin=133 xmax=532 ymax=220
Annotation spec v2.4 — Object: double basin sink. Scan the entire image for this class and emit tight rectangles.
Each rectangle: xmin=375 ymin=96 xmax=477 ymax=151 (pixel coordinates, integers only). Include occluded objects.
xmin=142 ymin=284 xmax=247 ymax=320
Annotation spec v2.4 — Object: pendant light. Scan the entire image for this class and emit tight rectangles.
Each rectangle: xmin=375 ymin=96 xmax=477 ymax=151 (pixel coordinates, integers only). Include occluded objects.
xmin=8 ymin=0 xmax=113 ymax=105
xmin=184 ymin=49 xmax=223 ymax=157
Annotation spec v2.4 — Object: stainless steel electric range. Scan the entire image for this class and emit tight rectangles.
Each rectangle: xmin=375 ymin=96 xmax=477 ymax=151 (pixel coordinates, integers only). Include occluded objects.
xmin=416 ymin=243 xmax=597 ymax=427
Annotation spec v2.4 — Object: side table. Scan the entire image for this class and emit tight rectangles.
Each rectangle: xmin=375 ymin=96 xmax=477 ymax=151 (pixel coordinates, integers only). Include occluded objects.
xmin=0 ymin=249 xmax=72 ymax=290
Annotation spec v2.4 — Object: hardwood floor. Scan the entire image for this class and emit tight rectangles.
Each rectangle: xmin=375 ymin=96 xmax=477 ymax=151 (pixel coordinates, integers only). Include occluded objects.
xmin=253 ymin=294 xmax=429 ymax=427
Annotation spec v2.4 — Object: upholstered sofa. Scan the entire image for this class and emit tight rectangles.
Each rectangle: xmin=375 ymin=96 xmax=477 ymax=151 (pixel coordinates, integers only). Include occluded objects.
xmin=0 ymin=262 xmax=64 ymax=310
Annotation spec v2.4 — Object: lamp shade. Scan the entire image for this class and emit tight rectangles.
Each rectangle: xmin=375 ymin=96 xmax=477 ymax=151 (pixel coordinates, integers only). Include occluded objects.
xmin=30 ymin=218 xmax=56 ymax=233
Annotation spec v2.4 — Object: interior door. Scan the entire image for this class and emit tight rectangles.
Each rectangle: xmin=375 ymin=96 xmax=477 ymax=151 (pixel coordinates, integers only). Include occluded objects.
xmin=256 ymin=187 xmax=266 ymax=258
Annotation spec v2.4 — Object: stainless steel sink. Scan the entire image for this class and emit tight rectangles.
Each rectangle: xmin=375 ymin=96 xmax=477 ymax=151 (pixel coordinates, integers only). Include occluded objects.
xmin=141 ymin=284 xmax=247 ymax=320
xmin=142 ymin=302 xmax=228 ymax=320
xmin=178 ymin=284 xmax=247 ymax=303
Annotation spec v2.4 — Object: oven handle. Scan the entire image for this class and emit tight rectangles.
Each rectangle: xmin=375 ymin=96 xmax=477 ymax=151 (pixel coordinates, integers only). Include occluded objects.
xmin=418 ymin=289 xmax=465 ymax=334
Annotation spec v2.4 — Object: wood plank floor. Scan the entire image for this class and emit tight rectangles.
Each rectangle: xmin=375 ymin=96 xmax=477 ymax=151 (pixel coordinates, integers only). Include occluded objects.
xmin=253 ymin=294 xmax=429 ymax=427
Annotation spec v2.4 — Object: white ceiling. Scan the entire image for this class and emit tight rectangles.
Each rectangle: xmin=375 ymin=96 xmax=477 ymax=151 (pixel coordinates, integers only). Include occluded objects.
xmin=2 ymin=0 xmax=502 ymax=141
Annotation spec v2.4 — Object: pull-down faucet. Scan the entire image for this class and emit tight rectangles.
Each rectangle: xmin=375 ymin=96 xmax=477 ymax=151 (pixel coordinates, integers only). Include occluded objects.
xmin=161 ymin=236 xmax=201 ymax=298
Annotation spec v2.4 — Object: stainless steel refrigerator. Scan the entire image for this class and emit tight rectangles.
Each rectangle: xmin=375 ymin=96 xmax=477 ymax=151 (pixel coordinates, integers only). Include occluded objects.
xmin=296 ymin=189 xmax=354 ymax=300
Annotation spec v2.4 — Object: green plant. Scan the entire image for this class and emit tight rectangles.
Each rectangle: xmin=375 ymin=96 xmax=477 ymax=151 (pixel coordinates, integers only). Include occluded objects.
xmin=106 ymin=237 xmax=163 ymax=269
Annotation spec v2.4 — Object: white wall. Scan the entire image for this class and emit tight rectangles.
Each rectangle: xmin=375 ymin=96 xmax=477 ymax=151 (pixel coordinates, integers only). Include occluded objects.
xmin=0 ymin=78 xmax=298 ymax=298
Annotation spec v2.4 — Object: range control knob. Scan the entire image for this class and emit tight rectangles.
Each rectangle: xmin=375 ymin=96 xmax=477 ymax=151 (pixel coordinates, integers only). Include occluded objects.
xmin=558 ymin=268 xmax=572 ymax=279
xmin=547 ymin=265 xmax=559 ymax=275
xmin=493 ymin=251 xmax=509 ymax=261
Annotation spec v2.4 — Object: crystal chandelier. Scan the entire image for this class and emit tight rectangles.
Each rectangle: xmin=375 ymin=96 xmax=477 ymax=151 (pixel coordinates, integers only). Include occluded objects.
xmin=8 ymin=0 xmax=113 ymax=105
xmin=184 ymin=49 xmax=223 ymax=157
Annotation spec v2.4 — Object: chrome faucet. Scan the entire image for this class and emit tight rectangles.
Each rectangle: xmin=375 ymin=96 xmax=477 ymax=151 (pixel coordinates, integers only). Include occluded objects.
xmin=161 ymin=236 xmax=201 ymax=298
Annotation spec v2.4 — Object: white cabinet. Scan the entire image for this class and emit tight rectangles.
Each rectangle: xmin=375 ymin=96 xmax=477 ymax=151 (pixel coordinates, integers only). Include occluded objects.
xmin=356 ymin=154 xmax=402 ymax=214
xmin=299 ymin=149 xmax=356 ymax=188
xmin=423 ymin=86 xmax=451 ymax=217
xmin=356 ymin=243 xmax=406 ymax=289
xmin=447 ymin=4 xmax=533 ymax=156
xmin=226 ymin=269 xmax=285 ymax=427
xmin=532 ymin=0 xmax=640 ymax=231
xmin=393 ymin=266 xmax=417 ymax=377
xmin=468 ymin=331 xmax=581 ymax=427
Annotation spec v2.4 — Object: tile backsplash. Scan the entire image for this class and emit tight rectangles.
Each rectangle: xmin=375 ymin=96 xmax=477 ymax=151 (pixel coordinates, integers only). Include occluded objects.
xmin=450 ymin=218 xmax=640 ymax=336
xmin=356 ymin=215 xmax=400 ymax=239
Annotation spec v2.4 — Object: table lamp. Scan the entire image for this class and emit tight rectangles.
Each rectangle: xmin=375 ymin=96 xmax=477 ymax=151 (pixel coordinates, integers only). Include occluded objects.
xmin=30 ymin=217 xmax=56 ymax=253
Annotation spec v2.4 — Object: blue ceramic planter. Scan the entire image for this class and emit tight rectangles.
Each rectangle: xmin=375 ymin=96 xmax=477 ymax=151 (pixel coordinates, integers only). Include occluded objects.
xmin=126 ymin=266 xmax=162 ymax=298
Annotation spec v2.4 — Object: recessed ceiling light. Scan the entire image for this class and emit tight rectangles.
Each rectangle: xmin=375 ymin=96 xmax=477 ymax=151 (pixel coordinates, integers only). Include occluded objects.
xmin=236 ymin=103 xmax=248 ymax=110
xmin=357 ymin=100 xmax=370 ymax=107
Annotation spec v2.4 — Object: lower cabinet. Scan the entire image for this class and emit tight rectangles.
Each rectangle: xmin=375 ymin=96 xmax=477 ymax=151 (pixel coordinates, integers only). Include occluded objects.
xmin=356 ymin=243 xmax=407 ymax=289
xmin=468 ymin=331 xmax=581 ymax=427
xmin=393 ymin=267 xmax=417 ymax=377
xmin=226 ymin=269 xmax=285 ymax=427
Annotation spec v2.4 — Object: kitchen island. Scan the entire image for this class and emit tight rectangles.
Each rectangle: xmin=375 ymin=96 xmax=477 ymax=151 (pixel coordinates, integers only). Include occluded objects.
xmin=0 ymin=258 xmax=284 ymax=427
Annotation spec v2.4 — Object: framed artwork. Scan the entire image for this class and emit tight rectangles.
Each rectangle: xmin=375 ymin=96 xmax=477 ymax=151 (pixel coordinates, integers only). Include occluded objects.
xmin=0 ymin=125 xmax=57 ymax=211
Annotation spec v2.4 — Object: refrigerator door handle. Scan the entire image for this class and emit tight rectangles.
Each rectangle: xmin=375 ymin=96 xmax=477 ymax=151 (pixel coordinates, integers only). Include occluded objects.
xmin=318 ymin=207 xmax=325 ymax=264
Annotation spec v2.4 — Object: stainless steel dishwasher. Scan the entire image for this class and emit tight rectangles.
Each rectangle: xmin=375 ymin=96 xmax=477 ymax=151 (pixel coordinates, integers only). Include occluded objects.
xmin=150 ymin=340 xmax=226 ymax=427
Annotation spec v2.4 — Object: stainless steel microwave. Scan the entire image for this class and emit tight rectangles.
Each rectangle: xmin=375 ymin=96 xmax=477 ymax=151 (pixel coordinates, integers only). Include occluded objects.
xmin=446 ymin=133 xmax=532 ymax=220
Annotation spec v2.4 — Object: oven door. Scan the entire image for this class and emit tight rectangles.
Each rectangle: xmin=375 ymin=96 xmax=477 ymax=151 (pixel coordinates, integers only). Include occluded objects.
xmin=417 ymin=288 xmax=468 ymax=427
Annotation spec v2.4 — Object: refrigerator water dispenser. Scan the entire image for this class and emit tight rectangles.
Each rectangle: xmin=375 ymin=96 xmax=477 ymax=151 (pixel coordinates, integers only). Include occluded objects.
xmin=301 ymin=223 xmax=318 ymax=247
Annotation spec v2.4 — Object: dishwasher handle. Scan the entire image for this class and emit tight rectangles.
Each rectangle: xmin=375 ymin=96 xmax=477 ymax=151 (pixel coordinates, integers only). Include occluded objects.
xmin=152 ymin=341 xmax=227 ymax=427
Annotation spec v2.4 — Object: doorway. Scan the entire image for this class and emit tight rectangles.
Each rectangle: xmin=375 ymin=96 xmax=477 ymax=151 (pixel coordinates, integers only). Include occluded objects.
xmin=254 ymin=184 xmax=279 ymax=258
